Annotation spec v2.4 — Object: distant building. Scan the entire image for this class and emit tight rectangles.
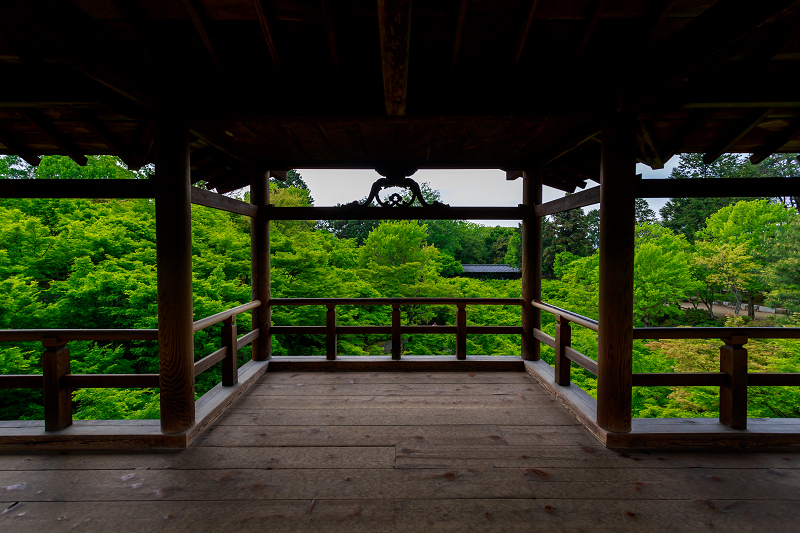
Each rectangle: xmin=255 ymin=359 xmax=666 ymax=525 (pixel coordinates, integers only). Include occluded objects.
xmin=460 ymin=264 xmax=521 ymax=280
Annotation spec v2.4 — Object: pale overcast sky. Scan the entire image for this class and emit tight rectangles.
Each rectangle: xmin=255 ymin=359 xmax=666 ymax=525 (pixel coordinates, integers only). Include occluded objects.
xmin=297 ymin=159 xmax=679 ymax=227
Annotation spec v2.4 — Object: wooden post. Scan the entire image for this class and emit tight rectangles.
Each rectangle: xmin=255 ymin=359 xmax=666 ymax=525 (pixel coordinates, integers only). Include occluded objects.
xmin=326 ymin=304 xmax=337 ymax=360
xmin=221 ymin=316 xmax=238 ymax=386
xmin=521 ymin=168 xmax=543 ymax=360
xmin=155 ymin=115 xmax=195 ymax=434
xmin=554 ymin=316 xmax=572 ymax=386
xmin=720 ymin=336 xmax=748 ymax=429
xmin=456 ymin=303 xmax=467 ymax=360
xmin=596 ymin=113 xmax=636 ymax=433
xmin=42 ymin=339 xmax=71 ymax=431
xmin=250 ymin=170 xmax=271 ymax=361
xmin=391 ymin=303 xmax=401 ymax=360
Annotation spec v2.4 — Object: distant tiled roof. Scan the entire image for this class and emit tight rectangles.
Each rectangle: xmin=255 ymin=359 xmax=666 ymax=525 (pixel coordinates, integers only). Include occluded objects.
xmin=461 ymin=264 xmax=520 ymax=274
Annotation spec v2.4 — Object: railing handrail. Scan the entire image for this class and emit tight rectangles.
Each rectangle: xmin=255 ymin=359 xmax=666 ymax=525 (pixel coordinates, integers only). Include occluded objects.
xmin=0 ymin=329 xmax=158 ymax=342
xmin=193 ymin=300 xmax=262 ymax=333
xmin=269 ymin=297 xmax=522 ymax=306
xmin=633 ymin=327 xmax=800 ymax=340
xmin=532 ymin=301 xmax=599 ymax=332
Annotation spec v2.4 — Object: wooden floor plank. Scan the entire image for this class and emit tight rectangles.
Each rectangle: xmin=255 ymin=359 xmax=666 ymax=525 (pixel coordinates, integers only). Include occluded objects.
xmin=247 ymin=383 xmax=548 ymax=396
xmin=194 ymin=424 xmax=512 ymax=447
xmin=1 ymin=467 xmax=798 ymax=502
xmin=261 ymin=371 xmax=536 ymax=384
xmin=2 ymin=499 xmax=799 ymax=533
xmin=214 ymin=407 xmax=580 ymax=427
xmin=0 ymin=447 xmax=396 ymax=471
xmin=233 ymin=394 xmax=547 ymax=410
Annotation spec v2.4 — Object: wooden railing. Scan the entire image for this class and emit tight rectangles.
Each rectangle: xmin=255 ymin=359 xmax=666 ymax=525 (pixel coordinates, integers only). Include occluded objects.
xmin=0 ymin=301 xmax=262 ymax=431
xmin=532 ymin=301 xmax=599 ymax=383
xmin=532 ymin=300 xmax=800 ymax=430
xmin=268 ymin=298 xmax=522 ymax=360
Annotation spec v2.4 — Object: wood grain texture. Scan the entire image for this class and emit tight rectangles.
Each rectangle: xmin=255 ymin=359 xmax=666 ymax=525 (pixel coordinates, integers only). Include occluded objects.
xmin=377 ymin=0 xmax=412 ymax=116
xmin=154 ymin=116 xmax=195 ymax=434
xmin=521 ymin=169 xmax=542 ymax=361
xmin=42 ymin=344 xmax=71 ymax=431
xmin=596 ymin=114 xmax=636 ymax=433
xmin=250 ymin=170 xmax=271 ymax=361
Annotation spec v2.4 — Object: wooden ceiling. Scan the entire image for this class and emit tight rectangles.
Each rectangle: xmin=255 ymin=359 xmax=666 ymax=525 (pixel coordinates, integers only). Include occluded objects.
xmin=1 ymin=0 xmax=799 ymax=193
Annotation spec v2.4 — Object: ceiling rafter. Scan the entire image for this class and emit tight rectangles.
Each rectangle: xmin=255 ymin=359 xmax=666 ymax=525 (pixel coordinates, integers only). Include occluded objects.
xmin=78 ymin=109 xmax=132 ymax=167
xmin=181 ymin=0 xmax=223 ymax=70
xmin=635 ymin=0 xmax=800 ymax=110
xmin=253 ymin=0 xmax=281 ymax=70
xmin=320 ymin=0 xmax=339 ymax=69
xmin=659 ymin=110 xmax=716 ymax=165
xmin=110 ymin=0 xmax=156 ymax=61
xmin=572 ymin=0 xmax=608 ymax=64
xmin=750 ymin=117 xmax=800 ymax=164
xmin=0 ymin=124 xmax=41 ymax=167
xmin=512 ymin=0 xmax=540 ymax=71
xmin=377 ymin=0 xmax=412 ymax=116
xmin=20 ymin=110 xmax=88 ymax=166
xmin=451 ymin=0 xmax=468 ymax=70
xmin=702 ymin=107 xmax=776 ymax=164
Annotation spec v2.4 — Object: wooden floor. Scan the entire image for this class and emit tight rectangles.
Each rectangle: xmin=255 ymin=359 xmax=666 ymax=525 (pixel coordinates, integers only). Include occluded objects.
xmin=1 ymin=371 xmax=799 ymax=532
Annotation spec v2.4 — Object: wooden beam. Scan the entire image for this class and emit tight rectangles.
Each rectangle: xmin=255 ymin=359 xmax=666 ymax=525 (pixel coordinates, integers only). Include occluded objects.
xmin=65 ymin=374 xmax=160 ymax=389
xmin=253 ymin=0 xmax=281 ymax=70
xmin=702 ymin=107 xmax=775 ymax=164
xmin=377 ymin=0 xmax=412 ymax=116
xmin=636 ymin=120 xmax=664 ymax=170
xmin=596 ymin=113 xmax=636 ymax=434
xmin=78 ymin=109 xmax=132 ymax=167
xmin=512 ymin=0 xmax=540 ymax=70
xmin=750 ymin=118 xmax=800 ymax=164
xmin=190 ymin=187 xmax=258 ymax=217
xmin=0 ymin=179 xmax=155 ymax=199
xmin=266 ymin=206 xmax=524 ymax=221
xmin=20 ymin=110 xmax=88 ymax=166
xmin=542 ymin=126 xmax=601 ymax=165
xmin=641 ymin=0 xmax=682 ymax=48
xmin=572 ymin=0 xmax=608 ymax=64
xmin=0 ymin=124 xmax=40 ymax=166
xmin=154 ymin=115 xmax=195 ymax=434
xmin=535 ymin=186 xmax=600 ymax=217
xmin=0 ymin=1 xmax=151 ymax=109
xmin=659 ymin=109 xmax=715 ymax=165
xmin=521 ymin=169 xmax=542 ymax=361
xmin=181 ymin=0 xmax=222 ymax=70
xmin=189 ymin=128 xmax=258 ymax=167
xmin=251 ymin=170 xmax=271 ymax=361
xmin=109 ymin=0 xmax=156 ymax=60
xmin=321 ymin=0 xmax=339 ymax=69
xmin=632 ymin=372 xmax=727 ymax=387
xmin=636 ymin=0 xmax=800 ymax=109
xmin=636 ymin=177 xmax=800 ymax=199
xmin=451 ymin=0 xmax=468 ymax=70
xmin=127 ymin=120 xmax=154 ymax=171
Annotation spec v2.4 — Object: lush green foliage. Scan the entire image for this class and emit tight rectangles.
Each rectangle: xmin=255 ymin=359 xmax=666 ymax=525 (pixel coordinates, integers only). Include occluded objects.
xmin=1 ymin=153 xmax=799 ymax=422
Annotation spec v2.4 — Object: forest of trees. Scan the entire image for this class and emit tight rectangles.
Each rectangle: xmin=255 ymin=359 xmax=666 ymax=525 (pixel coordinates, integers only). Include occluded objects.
xmin=1 ymin=153 xmax=799 ymax=422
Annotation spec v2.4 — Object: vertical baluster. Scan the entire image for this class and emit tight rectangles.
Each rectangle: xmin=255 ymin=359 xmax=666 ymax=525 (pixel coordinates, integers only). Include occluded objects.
xmin=391 ymin=303 xmax=402 ymax=360
xmin=326 ymin=304 xmax=337 ymax=360
xmin=221 ymin=315 xmax=238 ymax=386
xmin=456 ymin=303 xmax=467 ymax=360
xmin=554 ymin=316 xmax=572 ymax=386
xmin=720 ymin=335 xmax=748 ymax=429
xmin=42 ymin=338 xmax=71 ymax=431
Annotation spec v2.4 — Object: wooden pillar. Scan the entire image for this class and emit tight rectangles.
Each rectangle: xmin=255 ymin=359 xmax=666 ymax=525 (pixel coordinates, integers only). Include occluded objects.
xmin=391 ymin=304 xmax=402 ymax=360
xmin=221 ymin=316 xmax=238 ymax=386
xmin=250 ymin=170 xmax=271 ymax=361
xmin=42 ymin=339 xmax=71 ymax=431
xmin=326 ymin=304 xmax=337 ymax=360
xmin=155 ymin=115 xmax=195 ymax=434
xmin=456 ymin=303 xmax=467 ymax=360
xmin=720 ymin=336 xmax=748 ymax=429
xmin=521 ymin=168 xmax=543 ymax=360
xmin=554 ymin=316 xmax=572 ymax=386
xmin=596 ymin=113 xmax=636 ymax=433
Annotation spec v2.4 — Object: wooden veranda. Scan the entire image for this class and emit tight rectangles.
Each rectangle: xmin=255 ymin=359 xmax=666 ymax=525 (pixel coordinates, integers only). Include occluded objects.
xmin=1 ymin=0 xmax=800 ymax=463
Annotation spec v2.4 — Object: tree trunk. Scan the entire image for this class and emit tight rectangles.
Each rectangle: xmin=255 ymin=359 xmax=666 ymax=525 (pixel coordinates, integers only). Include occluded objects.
xmin=748 ymin=292 xmax=756 ymax=320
